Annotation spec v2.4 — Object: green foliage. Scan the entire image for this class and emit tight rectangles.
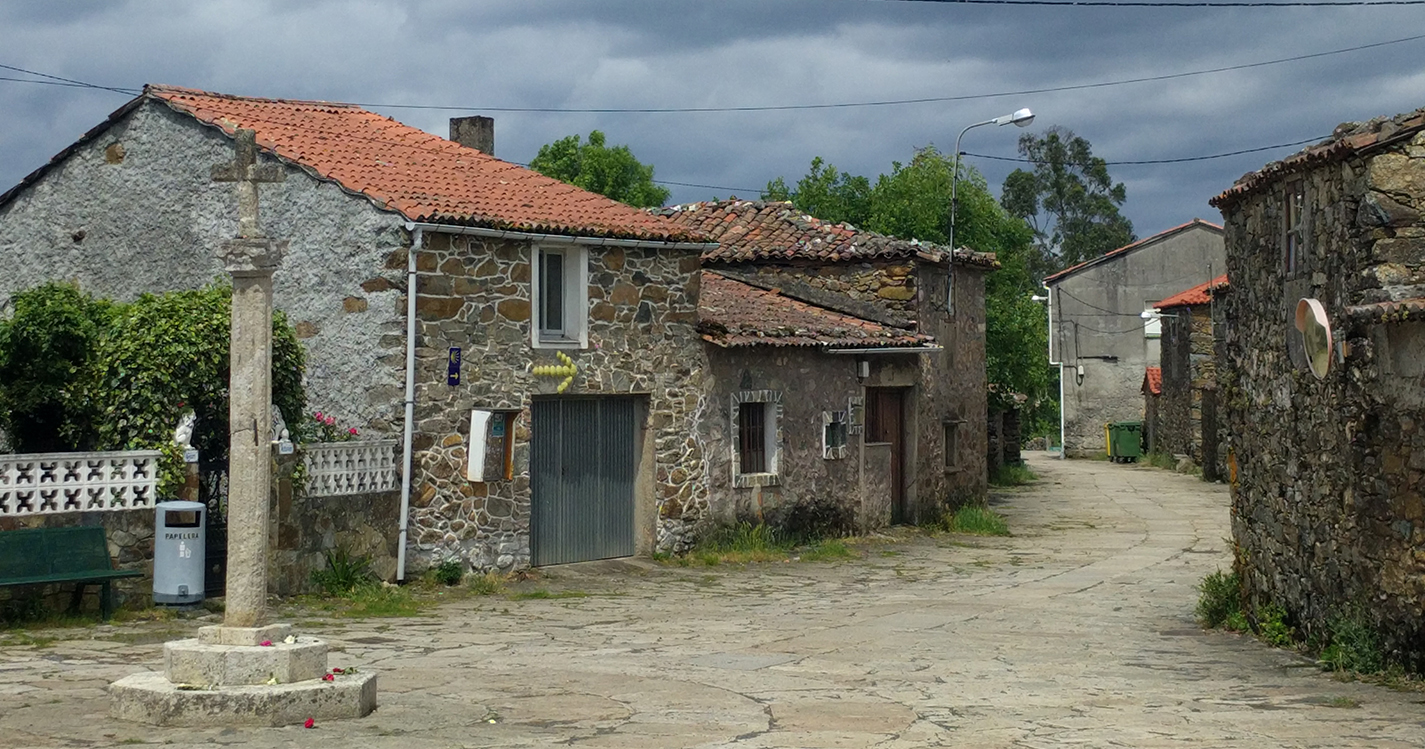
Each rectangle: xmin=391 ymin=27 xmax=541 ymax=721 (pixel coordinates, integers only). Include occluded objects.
xmin=529 ymin=130 xmax=670 ymax=208
xmin=779 ymin=495 xmax=855 ymax=544
xmin=763 ymin=147 xmax=1051 ymax=418
xmin=1320 ymin=606 xmax=1386 ymax=674
xmin=430 ymin=560 xmax=464 ymax=587
xmin=509 ymin=589 xmax=588 ymax=600
xmin=990 ymin=463 xmax=1038 ymax=486
xmin=338 ymin=585 xmax=422 ymax=618
xmin=943 ymin=505 xmax=1010 ymax=536
xmin=0 ymin=282 xmax=115 ymax=452
xmin=1195 ymin=569 xmax=1243 ymax=629
xmin=468 ymin=571 xmax=506 ymax=596
xmin=1000 ymin=127 xmax=1135 ymax=276
xmin=798 ymin=539 xmax=856 ymax=561
xmin=1257 ymin=602 xmax=1296 ymax=647
xmin=310 ymin=546 xmax=377 ymax=596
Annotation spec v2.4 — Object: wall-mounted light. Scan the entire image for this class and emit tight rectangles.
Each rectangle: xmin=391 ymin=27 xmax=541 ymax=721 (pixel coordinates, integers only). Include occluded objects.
xmin=1075 ymin=363 xmax=1085 ymax=386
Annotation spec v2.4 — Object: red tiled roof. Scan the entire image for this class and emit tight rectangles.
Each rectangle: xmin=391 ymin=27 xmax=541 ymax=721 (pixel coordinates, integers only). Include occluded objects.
xmin=659 ymin=200 xmax=999 ymax=268
xmin=1156 ymin=275 xmax=1229 ymax=309
xmin=143 ymin=85 xmax=704 ymax=242
xmin=1044 ymin=219 xmax=1222 ymax=284
xmin=1143 ymin=366 xmax=1162 ymax=396
xmin=1211 ymin=107 xmax=1425 ymax=210
xmin=698 ymin=271 xmax=935 ymax=349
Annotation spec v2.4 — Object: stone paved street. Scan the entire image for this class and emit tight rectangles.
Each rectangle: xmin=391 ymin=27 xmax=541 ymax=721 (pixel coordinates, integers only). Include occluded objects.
xmin=4 ymin=453 xmax=1425 ymax=747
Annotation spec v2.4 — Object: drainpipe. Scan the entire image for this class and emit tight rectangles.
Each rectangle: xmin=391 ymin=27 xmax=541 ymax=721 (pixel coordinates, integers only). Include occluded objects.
xmin=396 ymin=223 xmax=422 ymax=582
xmin=1047 ymin=286 xmax=1066 ymax=459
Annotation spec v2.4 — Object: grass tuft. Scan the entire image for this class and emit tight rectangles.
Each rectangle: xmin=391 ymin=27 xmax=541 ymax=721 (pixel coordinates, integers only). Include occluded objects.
xmin=989 ymin=463 xmax=1037 ymax=486
xmin=1195 ymin=569 xmax=1244 ymax=629
xmin=509 ymin=589 xmax=587 ymax=601
xmin=310 ymin=546 xmax=376 ymax=596
xmin=467 ymin=572 xmax=506 ymax=596
xmin=943 ymin=505 xmax=1010 ymax=536
xmin=1320 ymin=606 xmax=1386 ymax=674
xmin=337 ymin=585 xmax=423 ymax=618
xmin=798 ymin=539 xmax=856 ymax=561
xmin=429 ymin=560 xmax=464 ymax=587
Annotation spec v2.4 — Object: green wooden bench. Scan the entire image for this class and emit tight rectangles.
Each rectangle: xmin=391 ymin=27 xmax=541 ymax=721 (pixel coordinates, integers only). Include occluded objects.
xmin=0 ymin=526 xmax=143 ymax=620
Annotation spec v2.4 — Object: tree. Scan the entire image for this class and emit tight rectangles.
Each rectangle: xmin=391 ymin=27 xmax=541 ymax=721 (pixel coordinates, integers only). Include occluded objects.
xmin=1000 ymin=127 xmax=1135 ymax=276
xmin=529 ymin=130 xmax=670 ymax=208
xmin=767 ymin=149 xmax=1052 ymax=426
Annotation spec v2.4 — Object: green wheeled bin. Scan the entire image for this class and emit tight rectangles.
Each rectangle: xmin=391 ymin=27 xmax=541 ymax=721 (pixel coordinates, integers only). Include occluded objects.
xmin=1106 ymin=421 xmax=1144 ymax=463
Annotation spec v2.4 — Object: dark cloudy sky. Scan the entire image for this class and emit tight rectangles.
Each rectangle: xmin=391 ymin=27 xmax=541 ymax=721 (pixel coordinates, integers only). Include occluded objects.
xmin=2 ymin=0 xmax=1423 ymax=239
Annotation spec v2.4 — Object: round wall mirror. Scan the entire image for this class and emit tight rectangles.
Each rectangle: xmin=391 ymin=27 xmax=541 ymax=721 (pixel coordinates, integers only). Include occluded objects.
xmin=1295 ymin=298 xmax=1333 ymax=380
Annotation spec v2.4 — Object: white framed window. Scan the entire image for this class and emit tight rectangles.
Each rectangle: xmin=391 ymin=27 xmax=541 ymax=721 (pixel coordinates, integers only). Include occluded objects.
xmin=1143 ymin=305 xmax=1162 ymax=339
xmin=731 ymin=390 xmax=781 ymax=487
xmin=531 ymin=245 xmax=588 ymax=349
xmin=822 ymin=411 xmax=849 ymax=460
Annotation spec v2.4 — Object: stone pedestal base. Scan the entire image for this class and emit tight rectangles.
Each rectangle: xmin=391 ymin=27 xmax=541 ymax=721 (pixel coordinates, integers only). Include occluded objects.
xmin=110 ymin=623 xmax=376 ymax=726
xmin=110 ymin=671 xmax=377 ymax=727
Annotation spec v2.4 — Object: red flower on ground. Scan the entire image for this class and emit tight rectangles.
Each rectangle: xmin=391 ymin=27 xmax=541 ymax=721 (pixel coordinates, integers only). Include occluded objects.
xmin=259 ymin=640 xmax=272 ymax=647
xmin=322 ymin=673 xmax=334 ymax=682
xmin=348 ymin=427 xmax=359 ymax=435
xmin=304 ymin=718 xmax=315 ymax=729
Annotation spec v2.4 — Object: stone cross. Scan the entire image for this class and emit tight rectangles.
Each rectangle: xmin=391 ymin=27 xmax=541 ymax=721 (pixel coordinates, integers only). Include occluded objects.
xmin=212 ymin=128 xmax=287 ymax=629
xmin=211 ymin=128 xmax=284 ymax=239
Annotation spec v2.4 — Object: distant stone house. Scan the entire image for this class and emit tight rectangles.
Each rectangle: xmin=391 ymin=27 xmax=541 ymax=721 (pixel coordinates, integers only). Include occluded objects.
xmin=1153 ymin=274 xmax=1228 ymax=480
xmin=1044 ymin=220 xmax=1225 ymax=456
xmin=662 ymin=200 xmax=999 ymax=525
xmin=1210 ymin=105 xmax=1425 ymax=663
xmin=0 ymin=84 xmax=716 ymax=574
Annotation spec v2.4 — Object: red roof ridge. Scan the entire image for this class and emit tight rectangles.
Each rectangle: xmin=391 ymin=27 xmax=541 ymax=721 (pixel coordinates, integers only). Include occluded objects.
xmin=1143 ymin=366 xmax=1162 ymax=396
xmin=1044 ymin=219 xmax=1223 ymax=284
xmin=1156 ymin=274 xmax=1229 ymax=309
xmin=144 ymin=84 xmax=364 ymax=110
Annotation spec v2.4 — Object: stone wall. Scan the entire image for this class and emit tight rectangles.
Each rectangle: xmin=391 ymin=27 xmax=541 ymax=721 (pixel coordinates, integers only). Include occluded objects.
xmin=0 ymin=98 xmax=410 ymax=433
xmin=1158 ymin=305 xmax=1215 ymax=464
xmin=403 ymin=232 xmax=709 ymax=570
xmin=1219 ymin=127 xmax=1425 ymax=665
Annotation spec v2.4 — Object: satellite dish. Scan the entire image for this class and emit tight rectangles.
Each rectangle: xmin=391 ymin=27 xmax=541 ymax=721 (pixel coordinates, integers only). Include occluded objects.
xmin=1295 ymin=298 xmax=1332 ymax=380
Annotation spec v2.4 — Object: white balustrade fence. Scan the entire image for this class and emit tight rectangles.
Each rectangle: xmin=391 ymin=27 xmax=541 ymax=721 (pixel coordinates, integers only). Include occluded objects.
xmin=0 ymin=450 xmax=162 ymax=517
xmin=303 ymin=440 xmax=399 ymax=497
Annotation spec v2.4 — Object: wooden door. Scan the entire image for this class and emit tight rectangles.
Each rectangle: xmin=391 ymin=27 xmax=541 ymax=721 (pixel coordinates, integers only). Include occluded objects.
xmin=866 ymin=388 xmax=908 ymax=524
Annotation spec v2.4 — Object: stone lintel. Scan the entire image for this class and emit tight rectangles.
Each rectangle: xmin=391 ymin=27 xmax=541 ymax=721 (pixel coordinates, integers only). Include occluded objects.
xmin=110 ymin=671 xmax=377 ymax=727
xmin=217 ymin=237 xmax=287 ymax=275
xmin=165 ymin=637 xmax=328 ymax=686
xmin=198 ymin=623 xmax=293 ymax=646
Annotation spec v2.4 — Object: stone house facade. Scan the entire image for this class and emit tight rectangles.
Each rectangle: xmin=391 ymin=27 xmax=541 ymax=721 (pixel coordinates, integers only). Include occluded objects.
xmin=663 ymin=200 xmax=999 ymax=525
xmin=1141 ymin=366 xmax=1162 ymax=455
xmin=1044 ymin=220 xmax=1225 ymax=455
xmin=0 ymin=84 xmax=714 ymax=575
xmin=1210 ymin=105 xmax=1425 ymax=664
xmin=1153 ymin=275 xmax=1227 ymax=480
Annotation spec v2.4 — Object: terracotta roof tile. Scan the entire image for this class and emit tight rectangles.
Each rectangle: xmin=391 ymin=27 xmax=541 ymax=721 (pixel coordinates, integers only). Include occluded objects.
xmin=658 ymin=200 xmax=999 ymax=268
xmin=1211 ymin=107 xmax=1425 ymax=210
xmin=698 ymin=271 xmax=935 ymax=349
xmin=1344 ymin=297 xmax=1425 ymax=326
xmin=1156 ymin=275 xmax=1228 ymax=309
xmin=144 ymin=85 xmax=703 ymax=242
xmin=1044 ymin=219 xmax=1222 ymax=284
xmin=1143 ymin=366 xmax=1162 ymax=396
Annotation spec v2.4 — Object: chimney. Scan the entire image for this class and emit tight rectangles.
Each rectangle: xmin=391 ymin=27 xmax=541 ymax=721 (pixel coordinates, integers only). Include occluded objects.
xmin=449 ymin=116 xmax=494 ymax=156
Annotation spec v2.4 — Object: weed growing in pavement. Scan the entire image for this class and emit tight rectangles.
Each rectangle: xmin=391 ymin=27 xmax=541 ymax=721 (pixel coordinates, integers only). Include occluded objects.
xmin=467 ymin=571 xmax=506 ymax=596
xmin=429 ymin=560 xmax=464 ymax=587
xmin=798 ymin=539 xmax=855 ymax=561
xmin=338 ymin=585 xmax=424 ymax=618
xmin=1258 ymin=603 xmax=1296 ymax=647
xmin=1195 ymin=569 xmax=1244 ymax=629
xmin=943 ymin=505 xmax=1010 ymax=536
xmin=1324 ymin=695 xmax=1361 ymax=708
xmin=990 ymin=463 xmax=1038 ymax=486
xmin=310 ymin=546 xmax=377 ymax=595
xmin=1320 ymin=606 xmax=1387 ymax=675
xmin=1146 ymin=451 xmax=1178 ymax=470
xmin=509 ymin=589 xmax=588 ymax=601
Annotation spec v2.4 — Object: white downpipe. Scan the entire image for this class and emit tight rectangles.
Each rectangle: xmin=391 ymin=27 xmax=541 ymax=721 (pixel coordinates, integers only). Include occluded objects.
xmin=396 ymin=224 xmax=422 ymax=582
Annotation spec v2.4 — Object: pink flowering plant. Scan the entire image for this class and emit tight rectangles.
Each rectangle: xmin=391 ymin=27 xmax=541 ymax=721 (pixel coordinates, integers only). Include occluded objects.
xmin=298 ymin=410 xmax=360 ymax=443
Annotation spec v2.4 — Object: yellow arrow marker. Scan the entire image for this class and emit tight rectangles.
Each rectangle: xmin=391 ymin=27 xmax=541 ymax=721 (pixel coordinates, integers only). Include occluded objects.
xmin=533 ymin=351 xmax=579 ymax=393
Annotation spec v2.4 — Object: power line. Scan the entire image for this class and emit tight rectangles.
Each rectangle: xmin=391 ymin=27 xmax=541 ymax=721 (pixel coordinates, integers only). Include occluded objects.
xmin=347 ymin=33 xmax=1425 ymax=114
xmin=886 ymin=0 xmax=1425 ymax=6
xmin=965 ymin=135 xmax=1325 ymax=166
xmin=0 ymin=63 xmax=137 ymax=96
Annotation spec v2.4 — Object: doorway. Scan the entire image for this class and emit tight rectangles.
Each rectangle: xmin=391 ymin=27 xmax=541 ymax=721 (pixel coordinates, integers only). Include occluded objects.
xmin=865 ymin=387 xmax=908 ymax=524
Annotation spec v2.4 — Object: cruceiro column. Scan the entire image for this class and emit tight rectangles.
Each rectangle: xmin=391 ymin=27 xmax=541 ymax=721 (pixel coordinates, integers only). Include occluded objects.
xmin=110 ymin=128 xmax=376 ymax=725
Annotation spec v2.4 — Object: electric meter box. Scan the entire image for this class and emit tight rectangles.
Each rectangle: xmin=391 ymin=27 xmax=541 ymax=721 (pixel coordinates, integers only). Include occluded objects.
xmin=153 ymin=500 xmax=205 ymax=605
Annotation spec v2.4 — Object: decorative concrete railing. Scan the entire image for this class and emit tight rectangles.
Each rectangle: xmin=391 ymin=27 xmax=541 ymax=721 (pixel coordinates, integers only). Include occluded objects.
xmin=0 ymin=450 xmax=162 ymax=517
xmin=302 ymin=440 xmax=399 ymax=498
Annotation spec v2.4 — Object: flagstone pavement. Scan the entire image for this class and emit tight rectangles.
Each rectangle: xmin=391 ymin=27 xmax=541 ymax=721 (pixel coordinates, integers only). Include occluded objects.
xmin=4 ymin=453 xmax=1425 ymax=747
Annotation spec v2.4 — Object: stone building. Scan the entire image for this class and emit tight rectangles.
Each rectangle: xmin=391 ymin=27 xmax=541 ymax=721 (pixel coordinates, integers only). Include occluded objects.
xmin=663 ymin=200 xmax=999 ymax=525
xmin=1153 ymin=275 xmax=1228 ymax=480
xmin=1044 ymin=220 xmax=1225 ymax=456
xmin=1141 ymin=366 xmax=1162 ymax=455
xmin=1210 ymin=105 xmax=1425 ymax=664
xmin=0 ymin=84 xmax=715 ymax=574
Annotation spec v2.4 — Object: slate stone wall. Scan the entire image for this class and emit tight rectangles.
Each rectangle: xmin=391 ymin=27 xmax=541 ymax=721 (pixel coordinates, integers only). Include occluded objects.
xmin=403 ymin=233 xmax=709 ymax=571
xmin=1220 ymin=128 xmax=1425 ymax=663
xmin=1159 ymin=306 xmax=1215 ymax=463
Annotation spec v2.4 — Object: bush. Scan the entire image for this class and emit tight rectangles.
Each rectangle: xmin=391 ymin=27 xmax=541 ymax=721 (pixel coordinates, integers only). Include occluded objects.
xmin=310 ymin=547 xmax=376 ymax=596
xmin=1195 ymin=569 xmax=1243 ymax=629
xmin=468 ymin=572 xmax=506 ymax=596
xmin=430 ymin=560 xmax=464 ymax=587
xmin=944 ymin=505 xmax=1010 ymax=536
xmin=1320 ymin=606 xmax=1386 ymax=674
xmin=1258 ymin=602 xmax=1296 ymax=647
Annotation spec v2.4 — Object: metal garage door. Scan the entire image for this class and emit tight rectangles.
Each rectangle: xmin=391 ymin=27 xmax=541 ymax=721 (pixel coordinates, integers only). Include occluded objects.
xmin=530 ymin=397 xmax=636 ymax=566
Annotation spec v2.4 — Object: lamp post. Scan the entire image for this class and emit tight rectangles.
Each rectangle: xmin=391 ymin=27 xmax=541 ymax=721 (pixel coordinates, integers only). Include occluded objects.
xmin=948 ymin=108 xmax=1035 ymax=253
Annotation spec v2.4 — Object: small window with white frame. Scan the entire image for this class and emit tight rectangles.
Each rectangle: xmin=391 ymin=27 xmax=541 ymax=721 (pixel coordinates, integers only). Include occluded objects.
xmin=1142 ymin=304 xmax=1162 ymax=338
xmin=532 ymin=245 xmax=588 ymax=348
xmin=732 ymin=390 xmax=782 ymax=487
xmin=822 ymin=410 xmax=849 ymax=460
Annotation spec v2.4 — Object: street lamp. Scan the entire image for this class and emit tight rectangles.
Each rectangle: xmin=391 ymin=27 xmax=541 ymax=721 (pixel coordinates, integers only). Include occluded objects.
xmin=948 ymin=108 xmax=1035 ymax=254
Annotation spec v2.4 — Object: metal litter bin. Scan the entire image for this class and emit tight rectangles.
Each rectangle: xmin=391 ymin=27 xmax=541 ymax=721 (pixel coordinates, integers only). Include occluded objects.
xmin=154 ymin=500 xmax=205 ymax=605
xmin=1106 ymin=421 xmax=1144 ymax=463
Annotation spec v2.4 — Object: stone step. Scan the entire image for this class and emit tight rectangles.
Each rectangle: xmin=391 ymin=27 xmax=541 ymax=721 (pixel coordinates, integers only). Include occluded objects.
xmin=110 ymin=670 xmax=377 ymax=727
xmin=165 ymin=637 xmax=328 ymax=687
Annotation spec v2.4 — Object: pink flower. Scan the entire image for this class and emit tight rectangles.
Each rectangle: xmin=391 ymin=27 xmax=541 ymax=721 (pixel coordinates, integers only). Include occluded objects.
xmin=314 ymin=411 xmax=323 ymax=419
xmin=322 ymin=673 xmax=334 ymax=682
xmin=304 ymin=718 xmax=315 ymax=729
xmin=331 ymin=668 xmax=345 ymax=674
xmin=259 ymin=640 xmax=272 ymax=647
xmin=348 ymin=427 xmax=359 ymax=435
xmin=324 ymin=415 xmax=336 ymax=426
